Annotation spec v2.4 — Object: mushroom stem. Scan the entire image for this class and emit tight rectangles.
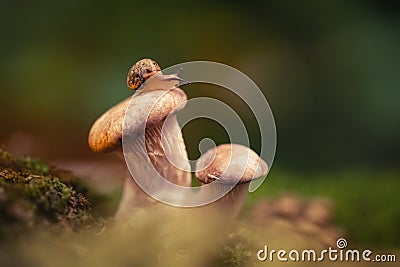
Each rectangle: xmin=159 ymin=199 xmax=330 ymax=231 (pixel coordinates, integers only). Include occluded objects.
xmin=204 ymin=182 xmax=251 ymax=218
xmin=116 ymin=112 xmax=191 ymax=218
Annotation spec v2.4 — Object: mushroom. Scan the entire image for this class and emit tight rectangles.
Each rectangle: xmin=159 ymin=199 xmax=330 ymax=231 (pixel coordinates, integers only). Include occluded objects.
xmin=88 ymin=59 xmax=191 ymax=219
xmin=195 ymin=143 xmax=268 ymax=218
xmin=89 ymin=59 xmax=269 ymax=219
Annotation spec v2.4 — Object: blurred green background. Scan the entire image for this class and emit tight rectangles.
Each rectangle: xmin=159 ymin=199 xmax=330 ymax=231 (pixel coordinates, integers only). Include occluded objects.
xmin=0 ymin=0 xmax=399 ymax=248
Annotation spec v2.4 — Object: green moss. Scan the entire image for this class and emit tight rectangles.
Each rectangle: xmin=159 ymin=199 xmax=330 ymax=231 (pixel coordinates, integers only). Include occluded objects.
xmin=0 ymin=148 xmax=103 ymax=240
xmin=23 ymin=157 xmax=49 ymax=174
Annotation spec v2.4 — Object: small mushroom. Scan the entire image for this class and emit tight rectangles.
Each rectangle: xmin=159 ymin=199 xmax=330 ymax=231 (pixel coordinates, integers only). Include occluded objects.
xmin=88 ymin=59 xmax=191 ymax=219
xmin=195 ymin=143 xmax=268 ymax=218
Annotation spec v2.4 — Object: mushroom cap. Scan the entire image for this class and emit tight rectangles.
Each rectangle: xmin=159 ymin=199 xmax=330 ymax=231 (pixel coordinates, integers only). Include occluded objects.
xmin=88 ymin=87 xmax=187 ymax=153
xmin=195 ymin=143 xmax=268 ymax=185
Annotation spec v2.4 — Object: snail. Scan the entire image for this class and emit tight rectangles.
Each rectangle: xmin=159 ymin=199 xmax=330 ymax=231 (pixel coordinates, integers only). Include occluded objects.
xmin=126 ymin=58 xmax=187 ymax=93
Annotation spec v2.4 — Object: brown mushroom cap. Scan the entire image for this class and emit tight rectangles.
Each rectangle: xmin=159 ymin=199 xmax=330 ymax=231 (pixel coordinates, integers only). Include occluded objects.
xmin=88 ymin=87 xmax=187 ymax=153
xmin=195 ymin=143 xmax=268 ymax=185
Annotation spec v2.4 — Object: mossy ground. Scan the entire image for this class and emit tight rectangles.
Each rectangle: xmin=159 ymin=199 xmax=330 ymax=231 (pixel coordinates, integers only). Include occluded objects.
xmin=0 ymin=148 xmax=254 ymax=267
xmin=0 ymin=148 xmax=104 ymax=240
xmin=6 ymin=148 xmax=397 ymax=266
